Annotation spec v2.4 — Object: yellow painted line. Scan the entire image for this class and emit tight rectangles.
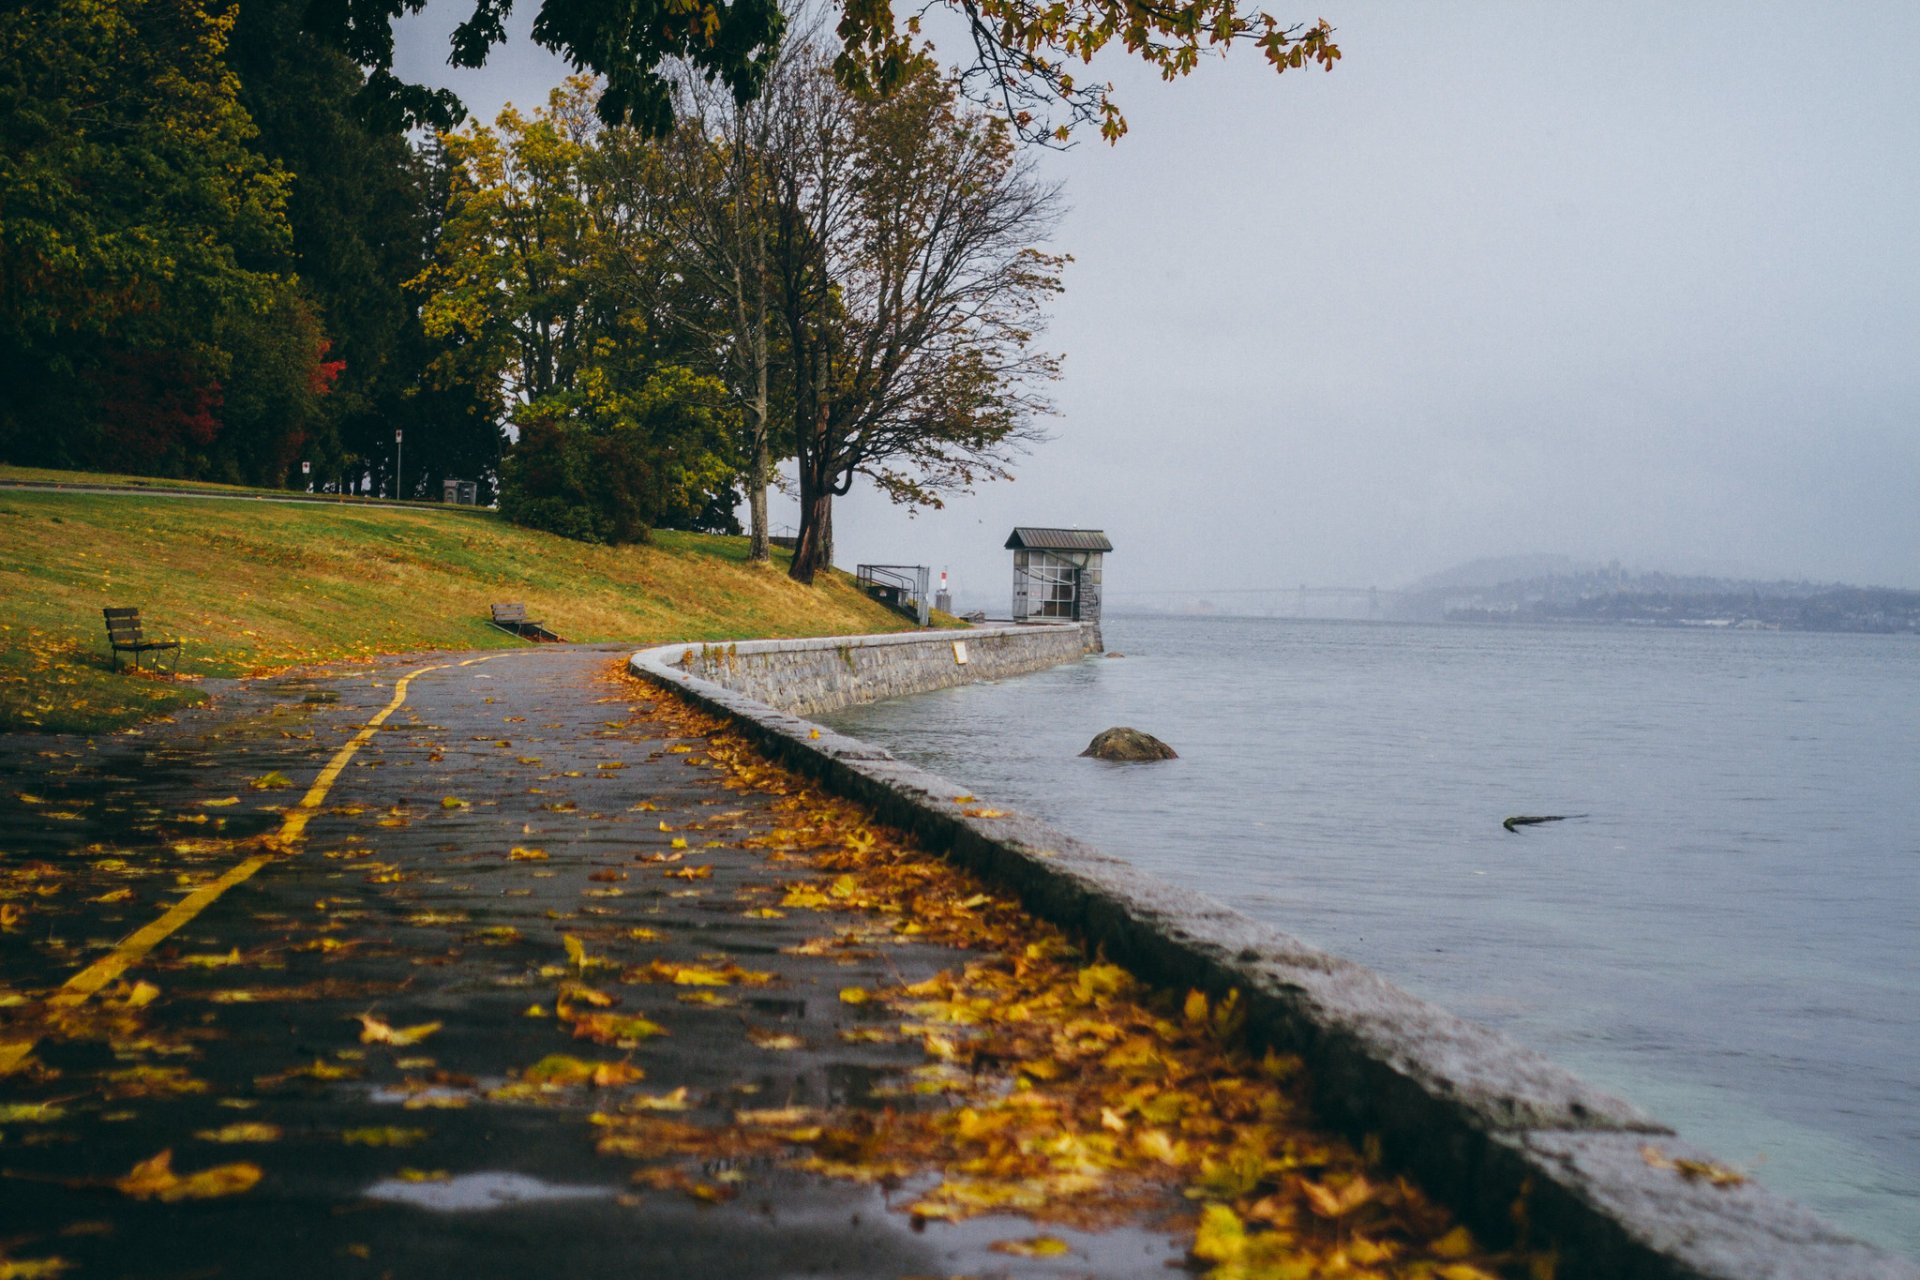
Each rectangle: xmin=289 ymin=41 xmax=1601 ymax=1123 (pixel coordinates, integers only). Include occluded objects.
xmin=0 ymin=654 xmax=508 ymax=1076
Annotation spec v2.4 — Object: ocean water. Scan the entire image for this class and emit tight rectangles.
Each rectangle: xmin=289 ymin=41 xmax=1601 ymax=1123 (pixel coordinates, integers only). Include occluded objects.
xmin=819 ymin=615 xmax=1920 ymax=1258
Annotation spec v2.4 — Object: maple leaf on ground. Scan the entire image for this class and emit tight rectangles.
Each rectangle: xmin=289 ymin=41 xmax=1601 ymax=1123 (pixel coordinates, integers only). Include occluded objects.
xmin=745 ymin=1028 xmax=805 ymax=1051
xmin=1640 ymin=1144 xmax=1749 ymax=1187
xmin=521 ymin=1055 xmax=644 ymax=1087
xmin=114 ymin=1150 xmax=263 ymax=1201
xmin=626 ymin=1087 xmax=692 ymax=1111
xmin=569 ymin=1013 xmax=666 ymax=1047
xmin=1299 ymin=1173 xmax=1375 ymax=1218
xmin=355 ymin=1014 xmax=442 ymax=1046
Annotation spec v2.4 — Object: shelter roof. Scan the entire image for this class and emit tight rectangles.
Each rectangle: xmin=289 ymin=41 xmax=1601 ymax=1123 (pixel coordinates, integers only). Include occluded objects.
xmin=1004 ymin=527 xmax=1113 ymax=552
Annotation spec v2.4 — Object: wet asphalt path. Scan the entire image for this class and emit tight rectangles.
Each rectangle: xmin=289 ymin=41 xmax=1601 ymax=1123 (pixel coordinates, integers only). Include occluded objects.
xmin=0 ymin=646 xmax=1185 ymax=1279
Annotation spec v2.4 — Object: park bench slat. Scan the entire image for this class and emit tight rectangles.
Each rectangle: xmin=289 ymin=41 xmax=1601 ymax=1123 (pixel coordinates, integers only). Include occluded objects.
xmin=102 ymin=607 xmax=182 ymax=674
xmin=489 ymin=602 xmax=558 ymax=642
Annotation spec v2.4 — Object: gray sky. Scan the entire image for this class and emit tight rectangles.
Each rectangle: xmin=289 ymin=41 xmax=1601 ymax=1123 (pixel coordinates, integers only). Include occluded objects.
xmin=395 ymin=1 xmax=1920 ymax=605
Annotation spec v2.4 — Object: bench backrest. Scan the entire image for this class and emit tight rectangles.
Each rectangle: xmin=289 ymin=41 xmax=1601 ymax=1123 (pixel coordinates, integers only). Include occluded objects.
xmin=491 ymin=603 xmax=527 ymax=623
xmin=104 ymin=607 xmax=145 ymax=644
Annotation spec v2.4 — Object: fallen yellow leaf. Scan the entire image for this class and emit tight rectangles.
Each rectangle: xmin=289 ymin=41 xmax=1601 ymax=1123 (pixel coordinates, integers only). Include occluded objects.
xmin=194 ymin=1123 xmax=282 ymax=1144
xmin=746 ymin=1028 xmax=804 ymax=1051
xmin=355 ymin=1014 xmax=442 ymax=1046
xmin=989 ymin=1236 xmax=1071 ymax=1258
xmin=114 ymin=1150 xmax=263 ymax=1202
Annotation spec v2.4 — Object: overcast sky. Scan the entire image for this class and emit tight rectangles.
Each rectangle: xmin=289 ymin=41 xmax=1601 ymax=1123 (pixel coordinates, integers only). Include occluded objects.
xmin=395 ymin=1 xmax=1920 ymax=605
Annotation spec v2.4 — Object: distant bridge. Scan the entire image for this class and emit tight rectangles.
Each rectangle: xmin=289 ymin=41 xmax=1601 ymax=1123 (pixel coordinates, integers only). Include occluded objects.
xmin=1103 ymin=584 xmax=1411 ymax=619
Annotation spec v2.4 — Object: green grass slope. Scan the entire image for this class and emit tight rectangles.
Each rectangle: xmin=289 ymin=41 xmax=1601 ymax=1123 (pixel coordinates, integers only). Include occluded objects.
xmin=0 ymin=474 xmax=920 ymax=733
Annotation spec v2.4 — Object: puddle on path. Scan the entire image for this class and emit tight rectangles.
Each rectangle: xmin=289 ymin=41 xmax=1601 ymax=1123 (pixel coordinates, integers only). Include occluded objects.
xmin=364 ymin=1170 xmax=617 ymax=1212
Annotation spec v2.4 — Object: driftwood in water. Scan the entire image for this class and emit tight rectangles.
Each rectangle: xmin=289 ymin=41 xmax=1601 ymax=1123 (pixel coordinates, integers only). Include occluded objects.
xmin=1502 ymin=814 xmax=1585 ymax=833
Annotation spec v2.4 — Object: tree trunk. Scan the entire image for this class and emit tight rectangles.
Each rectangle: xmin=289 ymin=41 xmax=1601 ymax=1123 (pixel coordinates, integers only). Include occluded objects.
xmin=747 ymin=435 xmax=769 ymax=562
xmin=789 ymin=478 xmax=833 ymax=584
xmin=746 ymin=363 xmax=770 ymax=563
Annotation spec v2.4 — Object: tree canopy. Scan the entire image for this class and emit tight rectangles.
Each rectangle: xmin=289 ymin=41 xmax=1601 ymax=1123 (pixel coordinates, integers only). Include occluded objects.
xmin=310 ymin=0 xmax=1339 ymax=143
xmin=0 ymin=0 xmax=321 ymax=480
xmin=0 ymin=0 xmax=505 ymax=494
xmin=413 ymin=80 xmax=744 ymax=542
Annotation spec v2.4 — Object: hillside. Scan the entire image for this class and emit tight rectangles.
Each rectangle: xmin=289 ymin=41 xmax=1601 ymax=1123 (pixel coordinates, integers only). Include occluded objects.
xmin=0 ymin=474 xmax=921 ymax=733
xmin=1396 ymin=559 xmax=1920 ymax=633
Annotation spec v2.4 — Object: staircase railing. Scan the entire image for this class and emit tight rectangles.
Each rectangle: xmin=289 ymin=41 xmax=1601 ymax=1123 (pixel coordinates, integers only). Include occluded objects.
xmin=855 ymin=564 xmax=931 ymax=626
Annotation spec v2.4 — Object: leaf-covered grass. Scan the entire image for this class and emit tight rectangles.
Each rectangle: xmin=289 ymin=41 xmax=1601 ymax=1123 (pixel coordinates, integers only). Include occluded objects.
xmin=0 ymin=475 xmax=919 ymax=733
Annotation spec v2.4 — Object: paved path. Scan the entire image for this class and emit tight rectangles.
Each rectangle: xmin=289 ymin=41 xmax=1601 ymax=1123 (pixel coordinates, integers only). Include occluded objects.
xmin=0 ymin=647 xmax=1182 ymax=1278
xmin=0 ymin=478 xmax=444 ymax=513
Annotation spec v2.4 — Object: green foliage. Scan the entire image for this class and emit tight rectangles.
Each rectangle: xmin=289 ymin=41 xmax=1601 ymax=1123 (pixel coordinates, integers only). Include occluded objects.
xmin=307 ymin=0 xmax=1336 ymax=145
xmin=0 ymin=0 xmax=332 ymax=483
xmin=306 ymin=0 xmax=785 ymax=135
xmin=419 ymin=82 xmax=743 ymax=545
xmin=499 ymin=365 xmax=739 ymax=545
xmin=228 ymin=0 xmax=496 ymax=498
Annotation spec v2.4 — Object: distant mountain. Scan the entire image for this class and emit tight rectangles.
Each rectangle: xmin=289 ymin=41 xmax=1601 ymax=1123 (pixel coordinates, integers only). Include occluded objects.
xmin=1396 ymin=559 xmax=1919 ymax=634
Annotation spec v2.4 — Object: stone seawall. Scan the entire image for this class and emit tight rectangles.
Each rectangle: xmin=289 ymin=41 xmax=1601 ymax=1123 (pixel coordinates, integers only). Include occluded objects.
xmin=643 ymin=622 xmax=1097 ymax=718
xmin=628 ymin=632 xmax=1917 ymax=1280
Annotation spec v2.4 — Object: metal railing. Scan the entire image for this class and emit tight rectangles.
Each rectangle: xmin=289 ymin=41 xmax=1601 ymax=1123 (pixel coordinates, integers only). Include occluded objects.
xmin=856 ymin=564 xmax=931 ymax=626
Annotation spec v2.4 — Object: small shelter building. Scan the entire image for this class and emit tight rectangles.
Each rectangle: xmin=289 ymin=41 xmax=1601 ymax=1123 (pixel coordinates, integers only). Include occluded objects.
xmin=1005 ymin=527 xmax=1111 ymax=627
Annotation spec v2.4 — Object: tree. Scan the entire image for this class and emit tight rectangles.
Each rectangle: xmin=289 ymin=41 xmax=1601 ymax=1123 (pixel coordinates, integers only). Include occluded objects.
xmin=414 ymin=85 xmax=609 ymax=428
xmin=414 ymin=79 xmax=741 ymax=542
xmin=498 ymin=364 xmax=737 ymax=542
xmin=0 ymin=0 xmax=334 ymax=481
xmin=304 ymin=0 xmax=1338 ymax=144
xmin=634 ymin=59 xmax=796 ymax=562
xmin=771 ymin=54 xmax=1063 ymax=583
xmin=228 ymin=0 xmax=494 ymax=498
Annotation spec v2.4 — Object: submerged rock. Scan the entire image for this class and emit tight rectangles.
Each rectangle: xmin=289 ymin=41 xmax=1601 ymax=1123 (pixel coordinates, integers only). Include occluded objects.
xmin=1080 ymin=727 xmax=1176 ymax=762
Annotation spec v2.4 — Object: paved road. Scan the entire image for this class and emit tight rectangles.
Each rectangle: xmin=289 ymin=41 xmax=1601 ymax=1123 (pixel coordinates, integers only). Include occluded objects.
xmin=0 ymin=647 xmax=1183 ymax=1279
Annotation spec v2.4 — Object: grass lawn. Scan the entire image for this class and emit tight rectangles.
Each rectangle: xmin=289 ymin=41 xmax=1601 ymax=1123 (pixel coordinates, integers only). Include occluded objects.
xmin=0 ymin=473 xmax=927 ymax=733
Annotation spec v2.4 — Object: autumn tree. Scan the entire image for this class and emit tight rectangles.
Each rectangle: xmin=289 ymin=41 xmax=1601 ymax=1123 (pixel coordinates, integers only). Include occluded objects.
xmin=628 ymin=58 xmax=798 ymax=561
xmin=413 ymin=79 xmax=740 ymax=542
xmin=771 ymin=54 xmax=1063 ymax=583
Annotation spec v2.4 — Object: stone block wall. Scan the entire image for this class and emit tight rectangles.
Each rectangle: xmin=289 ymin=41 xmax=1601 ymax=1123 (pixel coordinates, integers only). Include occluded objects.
xmin=644 ymin=623 xmax=1097 ymax=718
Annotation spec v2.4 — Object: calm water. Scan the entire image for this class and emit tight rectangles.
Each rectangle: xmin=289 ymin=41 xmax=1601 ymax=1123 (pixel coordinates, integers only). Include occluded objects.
xmin=820 ymin=615 xmax=1920 ymax=1257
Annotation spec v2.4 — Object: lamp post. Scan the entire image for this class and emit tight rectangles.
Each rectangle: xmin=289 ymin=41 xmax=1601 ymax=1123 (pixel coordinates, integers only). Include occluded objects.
xmin=394 ymin=429 xmax=403 ymax=500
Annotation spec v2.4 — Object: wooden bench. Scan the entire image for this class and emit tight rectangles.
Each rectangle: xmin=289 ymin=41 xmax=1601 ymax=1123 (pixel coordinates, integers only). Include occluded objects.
xmin=490 ymin=603 xmax=558 ymax=642
xmin=103 ymin=607 xmax=182 ymax=674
